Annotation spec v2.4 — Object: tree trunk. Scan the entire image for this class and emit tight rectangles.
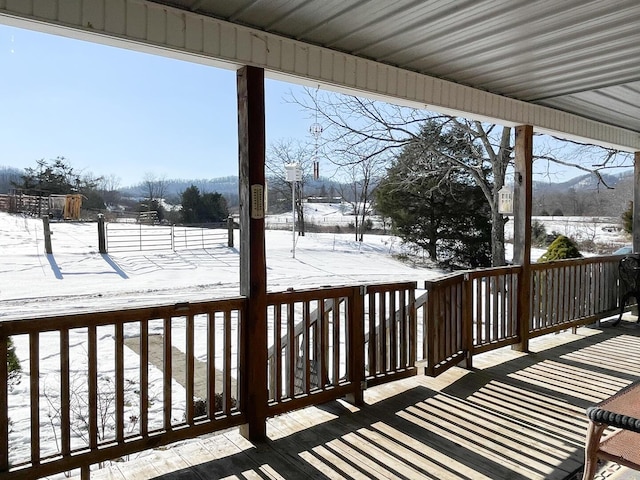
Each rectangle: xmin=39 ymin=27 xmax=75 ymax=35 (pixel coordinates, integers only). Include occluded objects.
xmin=491 ymin=207 xmax=507 ymax=267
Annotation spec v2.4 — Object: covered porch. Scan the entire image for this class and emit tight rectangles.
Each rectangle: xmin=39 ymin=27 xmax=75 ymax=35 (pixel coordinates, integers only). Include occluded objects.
xmin=1 ymin=1 xmax=640 ymax=480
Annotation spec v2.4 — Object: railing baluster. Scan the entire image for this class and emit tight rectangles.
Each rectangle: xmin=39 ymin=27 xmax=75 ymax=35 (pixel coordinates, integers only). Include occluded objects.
xmin=0 ymin=335 xmax=8 ymax=472
xmin=379 ymin=292 xmax=387 ymax=372
xmin=186 ymin=313 xmax=195 ymax=424
xmin=399 ymin=289 xmax=407 ymax=368
xmin=224 ymin=309 xmax=232 ymax=414
xmin=319 ymin=298 xmax=327 ymax=387
xmin=274 ymin=304 xmax=282 ymax=401
xmin=60 ymin=328 xmax=70 ymax=456
xmin=286 ymin=301 xmax=294 ymax=397
xmin=30 ymin=332 xmax=40 ymax=466
xmin=163 ymin=317 xmax=172 ymax=430
xmin=140 ymin=320 xmax=149 ymax=435
xmin=408 ymin=288 xmax=416 ymax=367
xmin=207 ymin=310 xmax=216 ymax=416
xmin=511 ymin=273 xmax=519 ymax=336
xmin=332 ymin=297 xmax=340 ymax=384
xmin=88 ymin=326 xmax=97 ymax=449
xmin=115 ymin=322 xmax=124 ymax=442
xmin=368 ymin=291 xmax=376 ymax=377
xmin=303 ymin=300 xmax=310 ymax=394
xmin=389 ymin=291 xmax=397 ymax=370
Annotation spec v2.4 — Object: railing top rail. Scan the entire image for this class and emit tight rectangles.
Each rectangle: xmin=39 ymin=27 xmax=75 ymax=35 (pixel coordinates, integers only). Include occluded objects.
xmin=530 ymin=254 xmax=620 ymax=271
xmin=365 ymin=281 xmax=417 ymax=293
xmin=464 ymin=265 xmax=522 ymax=279
xmin=424 ymin=272 xmax=465 ymax=289
xmin=0 ymin=297 xmax=247 ymax=335
xmin=266 ymin=285 xmax=357 ymax=304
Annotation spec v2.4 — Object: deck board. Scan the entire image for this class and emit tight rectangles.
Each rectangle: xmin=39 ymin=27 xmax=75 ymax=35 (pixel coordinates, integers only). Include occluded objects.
xmin=73 ymin=319 xmax=640 ymax=480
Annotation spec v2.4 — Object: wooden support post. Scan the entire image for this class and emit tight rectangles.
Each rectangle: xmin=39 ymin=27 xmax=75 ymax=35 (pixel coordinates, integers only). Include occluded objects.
xmin=97 ymin=214 xmax=107 ymax=254
xmin=237 ymin=66 xmax=268 ymax=441
xmin=42 ymin=216 xmax=52 ymax=254
xmin=513 ymin=125 xmax=533 ymax=353
xmin=634 ymin=152 xmax=640 ymax=254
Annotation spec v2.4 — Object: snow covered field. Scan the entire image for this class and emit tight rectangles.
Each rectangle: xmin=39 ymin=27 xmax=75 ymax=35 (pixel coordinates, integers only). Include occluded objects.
xmin=0 ymin=207 xmax=443 ymax=319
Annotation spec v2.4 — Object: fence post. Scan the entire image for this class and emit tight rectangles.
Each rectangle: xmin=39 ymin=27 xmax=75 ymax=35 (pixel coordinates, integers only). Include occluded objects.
xmin=227 ymin=216 xmax=234 ymax=248
xmin=97 ymin=214 xmax=107 ymax=254
xmin=42 ymin=216 xmax=52 ymax=254
xmin=347 ymin=285 xmax=365 ymax=406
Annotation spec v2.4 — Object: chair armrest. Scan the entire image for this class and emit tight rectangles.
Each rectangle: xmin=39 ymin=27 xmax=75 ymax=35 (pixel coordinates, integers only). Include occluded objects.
xmin=587 ymin=406 xmax=640 ymax=433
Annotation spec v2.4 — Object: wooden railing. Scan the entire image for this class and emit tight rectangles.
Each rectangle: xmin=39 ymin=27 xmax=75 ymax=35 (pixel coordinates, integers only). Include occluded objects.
xmin=265 ymin=282 xmax=418 ymax=410
xmin=423 ymin=255 xmax=622 ymax=375
xmin=530 ymin=256 xmax=620 ymax=337
xmin=0 ymin=299 xmax=245 ymax=480
xmin=364 ymin=282 xmax=417 ymax=386
xmin=0 ymin=255 xmax=624 ymax=478
xmin=468 ymin=266 xmax=521 ymax=353
xmin=265 ymin=286 xmax=362 ymax=415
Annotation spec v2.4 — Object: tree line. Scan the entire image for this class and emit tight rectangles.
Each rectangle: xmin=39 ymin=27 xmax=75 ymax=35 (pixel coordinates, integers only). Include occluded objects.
xmin=6 ymin=158 xmax=230 ymax=225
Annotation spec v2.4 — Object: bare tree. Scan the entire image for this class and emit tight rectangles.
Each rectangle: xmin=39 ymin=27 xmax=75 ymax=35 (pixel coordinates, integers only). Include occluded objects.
xmin=266 ymin=139 xmax=315 ymax=235
xmin=290 ymin=88 xmax=632 ymax=266
xmin=142 ymin=172 xmax=168 ymax=203
xmin=334 ymin=143 xmax=387 ymax=241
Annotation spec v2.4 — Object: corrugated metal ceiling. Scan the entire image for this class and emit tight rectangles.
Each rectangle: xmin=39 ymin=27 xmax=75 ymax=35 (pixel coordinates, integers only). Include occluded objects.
xmin=154 ymin=0 xmax=640 ymax=135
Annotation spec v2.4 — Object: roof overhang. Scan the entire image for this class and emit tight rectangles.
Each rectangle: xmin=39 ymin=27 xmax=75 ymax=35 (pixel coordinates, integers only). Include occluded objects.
xmin=1 ymin=0 xmax=639 ymax=151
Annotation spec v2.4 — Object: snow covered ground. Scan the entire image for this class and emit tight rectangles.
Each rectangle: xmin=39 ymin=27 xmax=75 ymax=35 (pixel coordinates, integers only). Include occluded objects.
xmin=0 ymin=208 xmax=443 ymax=319
xmin=2 ymin=205 xmax=630 ymax=318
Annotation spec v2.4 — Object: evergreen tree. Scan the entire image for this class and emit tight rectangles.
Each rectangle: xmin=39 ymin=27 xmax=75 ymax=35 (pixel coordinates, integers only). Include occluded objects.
xmin=180 ymin=185 xmax=228 ymax=224
xmin=622 ymin=201 xmax=633 ymax=234
xmin=376 ymin=120 xmax=492 ymax=268
xmin=7 ymin=337 xmax=21 ymax=391
xmin=537 ymin=235 xmax=582 ymax=262
xmin=12 ymin=157 xmax=105 ymax=213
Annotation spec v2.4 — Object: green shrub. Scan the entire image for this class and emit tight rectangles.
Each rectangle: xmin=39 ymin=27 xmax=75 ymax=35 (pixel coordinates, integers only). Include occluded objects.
xmin=538 ymin=235 xmax=582 ymax=262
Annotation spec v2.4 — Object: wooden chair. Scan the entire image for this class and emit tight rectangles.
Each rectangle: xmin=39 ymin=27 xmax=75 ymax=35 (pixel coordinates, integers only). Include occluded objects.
xmin=612 ymin=255 xmax=640 ymax=326
xmin=583 ymin=382 xmax=640 ymax=479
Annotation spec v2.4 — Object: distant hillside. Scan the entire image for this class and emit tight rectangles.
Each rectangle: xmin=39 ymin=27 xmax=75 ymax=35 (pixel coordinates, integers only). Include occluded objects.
xmin=122 ymin=176 xmax=239 ymax=198
xmin=100 ymin=167 xmax=639 ymax=219
xmin=533 ymin=170 xmax=633 ymax=217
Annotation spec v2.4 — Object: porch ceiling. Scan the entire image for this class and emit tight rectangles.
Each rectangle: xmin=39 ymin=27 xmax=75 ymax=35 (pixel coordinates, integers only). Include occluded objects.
xmin=155 ymin=0 xmax=640 ymax=145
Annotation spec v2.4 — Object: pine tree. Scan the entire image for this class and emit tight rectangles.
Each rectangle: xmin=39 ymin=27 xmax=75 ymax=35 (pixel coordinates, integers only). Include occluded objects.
xmin=375 ymin=120 xmax=492 ymax=269
xmin=537 ymin=235 xmax=582 ymax=262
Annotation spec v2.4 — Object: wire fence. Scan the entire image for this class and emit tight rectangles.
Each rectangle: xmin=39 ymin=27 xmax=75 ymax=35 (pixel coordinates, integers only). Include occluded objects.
xmin=105 ymin=223 xmax=230 ymax=253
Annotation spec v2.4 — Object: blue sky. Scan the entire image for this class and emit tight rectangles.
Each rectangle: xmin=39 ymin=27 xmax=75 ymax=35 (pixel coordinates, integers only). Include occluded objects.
xmin=0 ymin=24 xmax=315 ymax=187
xmin=1 ymin=24 xmax=632 ymax=189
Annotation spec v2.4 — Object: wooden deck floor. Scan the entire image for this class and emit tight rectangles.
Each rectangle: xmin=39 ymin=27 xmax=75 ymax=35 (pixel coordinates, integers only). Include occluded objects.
xmin=80 ymin=318 xmax=640 ymax=480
